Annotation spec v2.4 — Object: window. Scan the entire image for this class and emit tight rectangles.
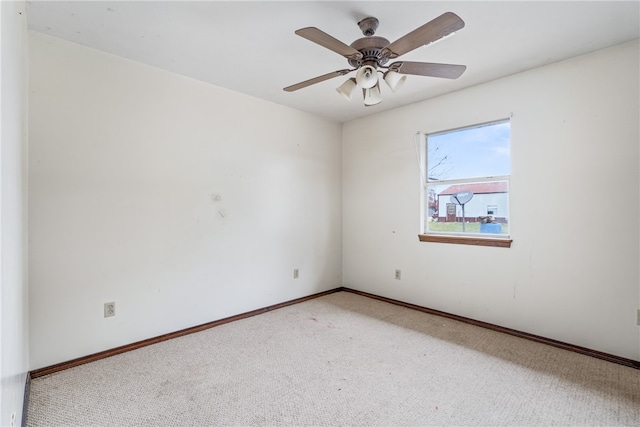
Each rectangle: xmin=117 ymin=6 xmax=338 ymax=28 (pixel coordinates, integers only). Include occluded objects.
xmin=420 ymin=119 xmax=511 ymax=247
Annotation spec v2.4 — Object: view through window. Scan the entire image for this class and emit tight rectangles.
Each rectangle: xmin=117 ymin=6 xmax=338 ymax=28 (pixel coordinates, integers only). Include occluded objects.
xmin=425 ymin=119 xmax=511 ymax=238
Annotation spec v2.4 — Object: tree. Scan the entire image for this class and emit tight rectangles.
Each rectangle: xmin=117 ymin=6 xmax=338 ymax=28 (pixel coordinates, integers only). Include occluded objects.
xmin=427 ymin=187 xmax=438 ymax=217
xmin=426 ymin=144 xmax=452 ymax=218
xmin=427 ymin=144 xmax=452 ymax=181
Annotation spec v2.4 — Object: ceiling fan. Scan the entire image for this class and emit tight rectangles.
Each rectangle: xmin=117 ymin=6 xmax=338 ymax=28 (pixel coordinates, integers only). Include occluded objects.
xmin=283 ymin=12 xmax=466 ymax=106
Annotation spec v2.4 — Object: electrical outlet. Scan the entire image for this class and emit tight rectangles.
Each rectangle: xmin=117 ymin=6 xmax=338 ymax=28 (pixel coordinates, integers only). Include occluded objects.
xmin=104 ymin=302 xmax=115 ymax=318
xmin=293 ymin=268 xmax=299 ymax=279
xmin=10 ymin=412 xmax=15 ymax=427
xmin=395 ymin=269 xmax=401 ymax=280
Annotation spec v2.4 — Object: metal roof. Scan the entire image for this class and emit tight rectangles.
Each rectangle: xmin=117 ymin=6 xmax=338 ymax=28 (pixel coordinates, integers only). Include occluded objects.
xmin=438 ymin=182 xmax=508 ymax=196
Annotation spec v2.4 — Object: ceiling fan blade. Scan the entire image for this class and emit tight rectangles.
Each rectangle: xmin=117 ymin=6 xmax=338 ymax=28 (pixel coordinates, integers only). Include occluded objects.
xmin=390 ymin=61 xmax=466 ymax=79
xmin=383 ymin=12 xmax=465 ymax=59
xmin=283 ymin=69 xmax=352 ymax=92
xmin=295 ymin=27 xmax=363 ymax=61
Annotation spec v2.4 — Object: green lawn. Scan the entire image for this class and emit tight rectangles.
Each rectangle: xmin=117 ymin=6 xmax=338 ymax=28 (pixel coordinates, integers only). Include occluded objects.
xmin=428 ymin=221 xmax=509 ymax=234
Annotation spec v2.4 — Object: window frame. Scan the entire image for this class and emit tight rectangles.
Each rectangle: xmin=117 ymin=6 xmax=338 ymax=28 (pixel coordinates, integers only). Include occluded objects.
xmin=418 ymin=119 xmax=513 ymax=248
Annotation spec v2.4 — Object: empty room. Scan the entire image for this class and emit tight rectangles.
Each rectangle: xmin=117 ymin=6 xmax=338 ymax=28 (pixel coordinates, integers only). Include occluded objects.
xmin=1 ymin=1 xmax=639 ymax=426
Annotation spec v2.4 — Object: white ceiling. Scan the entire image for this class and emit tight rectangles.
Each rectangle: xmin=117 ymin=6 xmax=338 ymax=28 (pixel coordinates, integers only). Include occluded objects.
xmin=26 ymin=1 xmax=640 ymax=123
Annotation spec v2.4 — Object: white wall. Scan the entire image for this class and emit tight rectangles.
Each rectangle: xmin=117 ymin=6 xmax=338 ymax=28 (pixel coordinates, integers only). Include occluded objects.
xmin=343 ymin=40 xmax=640 ymax=360
xmin=26 ymin=27 xmax=640 ymax=373
xmin=28 ymin=32 xmax=342 ymax=369
xmin=1 ymin=1 xmax=29 ymax=425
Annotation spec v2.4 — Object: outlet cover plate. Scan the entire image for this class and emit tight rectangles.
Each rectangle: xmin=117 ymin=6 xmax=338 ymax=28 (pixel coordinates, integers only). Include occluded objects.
xmin=104 ymin=302 xmax=115 ymax=318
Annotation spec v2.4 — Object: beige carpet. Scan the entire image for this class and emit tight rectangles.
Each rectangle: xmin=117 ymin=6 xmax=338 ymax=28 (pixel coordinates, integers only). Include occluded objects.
xmin=27 ymin=291 xmax=640 ymax=426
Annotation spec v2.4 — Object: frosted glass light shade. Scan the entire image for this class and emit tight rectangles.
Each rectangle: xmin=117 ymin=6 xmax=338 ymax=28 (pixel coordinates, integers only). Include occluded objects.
xmin=363 ymin=83 xmax=382 ymax=106
xmin=336 ymin=78 xmax=357 ymax=100
xmin=384 ymin=70 xmax=407 ymax=93
xmin=355 ymin=65 xmax=378 ymax=89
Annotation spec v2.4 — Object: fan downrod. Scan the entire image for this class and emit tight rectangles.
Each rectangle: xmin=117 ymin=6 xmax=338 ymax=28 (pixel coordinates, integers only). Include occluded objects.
xmin=348 ymin=15 xmax=389 ymax=68
xmin=349 ymin=18 xmax=387 ymax=68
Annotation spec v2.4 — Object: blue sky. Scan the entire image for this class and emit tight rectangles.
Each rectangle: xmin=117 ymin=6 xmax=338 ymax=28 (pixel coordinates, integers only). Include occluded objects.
xmin=427 ymin=120 xmax=510 ymax=181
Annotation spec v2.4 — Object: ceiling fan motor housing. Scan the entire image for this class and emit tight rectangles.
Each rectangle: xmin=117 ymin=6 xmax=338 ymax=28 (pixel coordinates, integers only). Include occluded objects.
xmin=348 ymin=36 xmax=391 ymax=68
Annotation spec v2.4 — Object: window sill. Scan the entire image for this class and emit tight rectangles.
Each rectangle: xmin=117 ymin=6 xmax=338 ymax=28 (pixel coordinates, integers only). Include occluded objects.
xmin=418 ymin=234 xmax=512 ymax=248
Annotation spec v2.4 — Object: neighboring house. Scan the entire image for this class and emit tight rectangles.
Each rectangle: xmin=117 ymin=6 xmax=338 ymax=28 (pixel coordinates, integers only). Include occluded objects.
xmin=437 ymin=182 xmax=508 ymax=223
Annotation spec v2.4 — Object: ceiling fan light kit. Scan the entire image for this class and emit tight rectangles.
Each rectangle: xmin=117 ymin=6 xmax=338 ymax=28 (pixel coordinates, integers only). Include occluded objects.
xmin=284 ymin=12 xmax=467 ymax=107
xmin=383 ymin=70 xmax=407 ymax=93
xmin=355 ymin=65 xmax=379 ymax=89
xmin=336 ymin=78 xmax=358 ymax=100
xmin=363 ymin=83 xmax=383 ymax=106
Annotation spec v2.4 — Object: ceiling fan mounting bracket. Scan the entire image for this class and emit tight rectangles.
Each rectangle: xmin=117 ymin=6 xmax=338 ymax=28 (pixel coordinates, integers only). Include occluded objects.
xmin=357 ymin=17 xmax=379 ymax=36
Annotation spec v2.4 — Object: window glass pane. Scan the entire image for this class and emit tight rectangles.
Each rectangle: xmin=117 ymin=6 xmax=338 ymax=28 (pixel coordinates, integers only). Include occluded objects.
xmin=426 ymin=180 xmax=509 ymax=235
xmin=428 ymin=120 xmax=510 ymax=181
xmin=423 ymin=119 xmax=511 ymax=238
